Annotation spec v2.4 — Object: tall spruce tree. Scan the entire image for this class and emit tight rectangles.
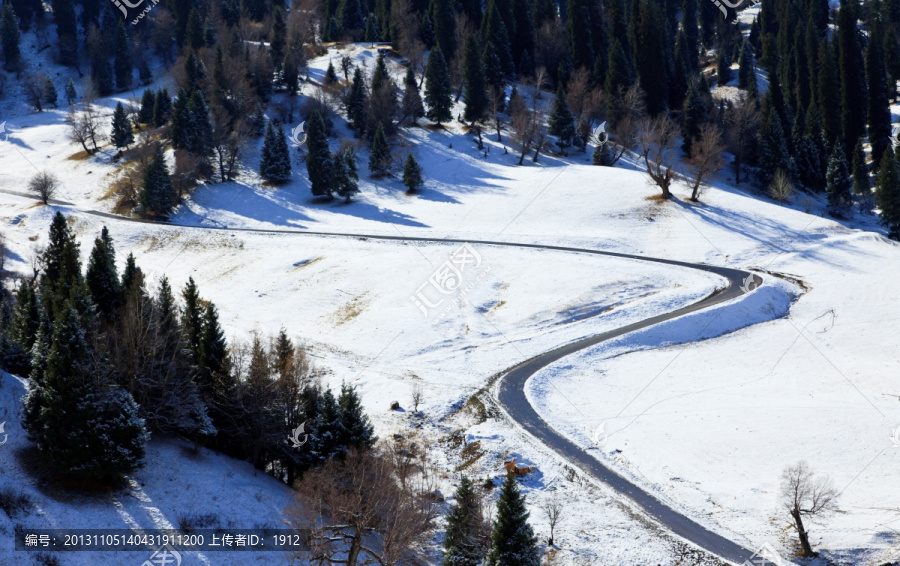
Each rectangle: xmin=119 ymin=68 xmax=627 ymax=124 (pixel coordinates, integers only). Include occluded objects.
xmin=65 ymin=79 xmax=77 ymax=105
xmin=259 ymin=122 xmax=292 ymax=183
xmin=153 ymin=88 xmax=172 ymax=127
xmin=463 ymin=35 xmax=489 ymax=123
xmin=337 ymin=382 xmax=375 ymax=449
xmin=549 ymin=84 xmax=577 ymax=153
xmin=85 ymin=226 xmax=122 ymax=320
xmin=111 ymin=102 xmax=135 ymax=151
xmin=852 ymin=138 xmax=871 ymax=211
xmin=837 ymin=0 xmax=867 ymax=159
xmin=876 ymin=148 xmax=900 ymax=238
xmin=826 ymin=141 xmax=853 ymax=218
xmin=403 ymin=152 xmax=423 ymax=191
xmin=1 ymin=2 xmax=20 ymax=71
xmin=867 ymin=19 xmax=892 ymax=166
xmin=717 ymin=46 xmax=731 ymax=86
xmin=401 ymin=67 xmax=425 ymax=124
xmin=634 ymin=0 xmax=669 ymax=115
xmin=43 ymin=77 xmax=58 ymax=108
xmin=368 ymin=123 xmax=392 ymax=176
xmin=817 ymin=38 xmax=841 ymax=145
xmin=738 ymin=39 xmax=754 ymax=90
xmin=424 ymin=49 xmax=453 ymax=125
xmin=141 ymin=145 xmax=176 ymax=216
xmin=486 ymin=473 xmax=540 ymax=566
xmin=305 ymin=110 xmax=334 ymax=198
xmin=757 ymin=98 xmax=791 ymax=189
xmin=347 ymin=67 xmax=368 ymax=135
xmin=682 ymin=79 xmax=706 ymax=157
xmin=432 ymin=0 xmax=457 ymax=61
xmin=270 ymin=8 xmax=287 ymax=70
xmin=333 ymin=148 xmax=360 ymax=202
xmin=114 ymin=21 xmax=133 ymax=90
xmin=443 ymin=476 xmax=487 ymax=566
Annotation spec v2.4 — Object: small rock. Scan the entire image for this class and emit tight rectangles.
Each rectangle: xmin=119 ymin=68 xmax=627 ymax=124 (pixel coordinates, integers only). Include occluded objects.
xmin=389 ymin=400 xmax=400 ymax=411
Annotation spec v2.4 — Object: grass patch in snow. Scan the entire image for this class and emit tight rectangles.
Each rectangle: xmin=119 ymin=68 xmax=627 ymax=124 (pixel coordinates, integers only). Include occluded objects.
xmin=177 ymin=511 xmax=220 ymax=532
xmin=0 ymin=487 xmax=32 ymax=518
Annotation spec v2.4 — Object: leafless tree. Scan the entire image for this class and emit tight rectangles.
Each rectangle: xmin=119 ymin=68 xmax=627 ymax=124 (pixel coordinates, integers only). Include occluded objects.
xmin=391 ymin=0 xmax=426 ymax=84
xmin=687 ymin=124 xmax=725 ymax=201
xmin=172 ymin=150 xmax=201 ymax=201
xmin=67 ymin=103 xmax=103 ymax=154
xmin=724 ymin=94 xmax=760 ymax=185
xmin=290 ymin=443 xmax=436 ymax=566
xmin=212 ymin=117 xmax=248 ymax=183
xmin=636 ymin=115 xmax=678 ymax=199
xmin=779 ymin=461 xmax=839 ymax=557
xmin=768 ymin=169 xmax=794 ymax=202
xmin=543 ymin=497 xmax=563 ymax=546
xmin=28 ymin=171 xmax=60 ymax=204
xmin=488 ymin=87 xmax=505 ymax=142
xmin=512 ymin=87 xmax=546 ymax=166
xmin=22 ymin=73 xmax=46 ymax=112
xmin=410 ymin=384 xmax=423 ymax=413
xmin=451 ymin=14 xmax=474 ymax=102
xmin=565 ymin=68 xmax=602 ymax=151
xmin=601 ymin=84 xmax=645 ymax=166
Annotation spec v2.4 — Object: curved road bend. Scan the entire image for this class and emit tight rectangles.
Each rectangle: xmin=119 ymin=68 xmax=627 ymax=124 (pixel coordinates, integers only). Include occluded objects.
xmin=2 ymin=188 xmax=761 ymax=563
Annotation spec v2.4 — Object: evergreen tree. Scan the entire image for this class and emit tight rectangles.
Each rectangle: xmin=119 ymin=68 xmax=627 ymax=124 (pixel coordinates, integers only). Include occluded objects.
xmin=114 ymin=21 xmax=133 ymax=90
xmin=633 ymin=0 xmax=669 ymax=116
xmin=837 ymin=0 xmax=867 ymax=159
xmin=186 ymin=91 xmax=214 ymax=161
xmin=604 ymin=38 xmax=632 ymax=97
xmin=184 ymin=8 xmax=205 ymax=51
xmin=91 ymin=57 xmax=114 ymax=97
xmin=402 ymin=152 xmax=423 ymax=191
xmin=486 ymin=473 xmax=540 ymax=566
xmin=111 ymin=102 xmax=135 ymax=151
xmin=43 ymin=77 xmax=58 ymax=108
xmin=305 ymin=111 xmax=334 ymax=198
xmin=548 ymin=84 xmax=576 ymax=153
xmin=40 ymin=212 xmax=85 ymax=307
xmin=181 ymin=277 xmax=203 ymax=361
xmin=52 ymin=0 xmax=78 ymax=65
xmin=325 ymin=61 xmax=338 ymax=84
xmin=876 ymin=148 xmax=900 ymax=238
xmin=339 ymin=0 xmax=365 ymax=39
xmin=333 ymin=148 xmax=360 ymax=202
xmin=141 ymin=145 xmax=175 ymax=216
xmin=260 ymin=122 xmax=292 ymax=183
xmin=65 ymin=79 xmax=77 ymax=105
xmin=85 ymin=227 xmax=121 ymax=320
xmin=368 ymin=124 xmax=392 ymax=176
xmin=347 ymin=67 xmax=368 ymax=135
xmin=121 ymin=253 xmax=140 ymax=298
xmin=817 ymin=38 xmax=840 ymax=145
xmin=337 ymin=382 xmax=375 ymax=449
xmin=401 ymin=67 xmax=425 ymax=123
xmin=757 ymin=98 xmax=791 ymax=189
xmin=23 ymin=300 xmax=148 ymax=480
xmin=1 ymin=2 xmax=20 ymax=71
xmin=432 ymin=0 xmax=457 ymax=61
xmin=443 ymin=476 xmax=487 ymax=566
xmin=717 ymin=46 xmax=731 ymax=86
xmin=183 ymin=51 xmax=207 ymax=95
xmin=463 ymin=35 xmax=489 ymax=123
xmin=198 ymin=303 xmax=231 ymax=402
xmin=826 ymin=142 xmax=853 ymax=218
xmin=567 ymin=0 xmax=594 ymax=72
xmin=852 ymin=138 xmax=871 ymax=211
xmin=10 ymin=280 xmax=40 ymax=359
xmin=310 ymin=387 xmax=348 ymax=461
xmin=867 ymin=19 xmax=892 ymax=166
xmin=682 ymin=79 xmax=706 ymax=157
xmin=424 ymin=49 xmax=453 ymax=125
xmin=139 ymin=90 xmax=156 ymax=124
xmin=153 ymin=89 xmax=172 ymax=128
xmin=270 ymin=8 xmax=286 ymax=70
xmin=738 ymin=39 xmax=754 ymax=90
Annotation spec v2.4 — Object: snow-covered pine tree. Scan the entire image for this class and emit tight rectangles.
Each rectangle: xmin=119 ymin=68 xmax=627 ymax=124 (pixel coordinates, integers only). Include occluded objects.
xmin=186 ymin=90 xmax=214 ymax=164
xmin=826 ymin=142 xmax=853 ymax=218
xmin=85 ymin=226 xmax=122 ymax=320
xmin=403 ymin=152 xmax=423 ymax=191
xmin=486 ymin=473 xmax=540 ymax=566
xmin=463 ymin=34 xmax=489 ymax=123
xmin=338 ymin=382 xmax=375 ymax=450
xmin=876 ymin=148 xmax=900 ymax=239
xmin=442 ymin=476 xmax=487 ymax=566
xmin=43 ymin=77 xmax=58 ymax=108
xmin=305 ymin=111 xmax=334 ymax=198
xmin=333 ymin=148 xmax=360 ymax=203
xmin=309 ymin=387 xmax=348 ymax=461
xmin=548 ymin=84 xmax=576 ymax=154
xmin=260 ymin=122 xmax=292 ymax=183
xmin=368 ymin=123 xmax=391 ymax=176
xmin=65 ymin=79 xmax=78 ymax=105
xmin=111 ymin=102 xmax=135 ymax=151
xmin=424 ymin=48 xmax=453 ymax=125
xmin=23 ymin=300 xmax=148 ymax=480
xmin=141 ymin=144 xmax=176 ymax=216
xmin=198 ymin=303 xmax=232 ymax=403
xmin=325 ymin=61 xmax=338 ymax=85
xmin=347 ymin=67 xmax=368 ymax=135
xmin=401 ymin=67 xmax=425 ymax=124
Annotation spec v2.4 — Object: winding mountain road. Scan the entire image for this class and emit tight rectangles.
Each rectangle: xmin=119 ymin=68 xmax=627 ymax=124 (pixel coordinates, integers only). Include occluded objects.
xmin=1 ymin=188 xmax=761 ymax=564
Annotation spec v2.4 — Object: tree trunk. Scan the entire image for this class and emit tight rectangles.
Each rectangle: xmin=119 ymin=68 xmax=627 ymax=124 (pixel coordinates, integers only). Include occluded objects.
xmin=691 ymin=179 xmax=701 ymax=201
xmin=518 ymin=145 xmax=528 ymax=165
xmin=346 ymin=530 xmax=362 ymax=566
xmin=792 ymin=509 xmax=815 ymax=557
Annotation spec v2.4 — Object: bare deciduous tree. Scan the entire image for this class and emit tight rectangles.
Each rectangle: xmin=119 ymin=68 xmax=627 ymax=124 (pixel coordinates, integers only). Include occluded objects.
xmin=724 ymin=94 xmax=760 ymax=185
xmin=512 ymin=79 xmax=547 ymax=166
xmin=67 ymin=103 xmax=102 ymax=155
xmin=768 ymin=169 xmax=794 ymax=202
xmin=601 ymin=84 xmax=645 ymax=166
xmin=543 ymin=496 xmax=563 ymax=546
xmin=779 ymin=461 xmax=839 ymax=557
xmin=687 ymin=124 xmax=725 ymax=201
xmin=23 ymin=73 xmax=46 ymax=112
xmin=637 ymin=115 xmax=678 ymax=199
xmin=28 ymin=171 xmax=60 ymax=205
xmin=290 ymin=443 xmax=436 ymax=566
xmin=410 ymin=383 xmax=423 ymax=413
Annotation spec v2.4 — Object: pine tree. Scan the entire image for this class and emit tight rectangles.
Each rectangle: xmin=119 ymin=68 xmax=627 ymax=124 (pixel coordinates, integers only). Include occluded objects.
xmin=401 ymin=67 xmax=425 ymax=124
xmin=111 ymin=102 xmax=135 ymax=151
xmin=442 ymin=476 xmax=487 ymax=566
xmin=153 ymin=89 xmax=172 ymax=128
xmin=682 ymin=79 xmax=706 ymax=157
xmin=91 ymin=57 xmax=114 ymax=97
xmin=141 ymin=145 xmax=175 ymax=216
xmin=604 ymin=38 xmax=632 ymax=98
xmin=826 ymin=141 xmax=853 ymax=218
xmin=325 ymin=61 xmax=338 ymax=84
xmin=486 ymin=473 xmax=540 ymax=566
xmin=634 ymin=0 xmax=669 ymax=116
xmin=432 ymin=0 xmax=457 ymax=61
xmin=138 ymin=90 xmax=155 ymax=124
xmin=549 ymin=84 xmax=576 ymax=154
xmin=738 ymin=39 xmax=754 ymax=90
xmin=198 ymin=303 xmax=232 ymax=402
xmin=817 ymin=38 xmax=840 ymax=145
xmin=876 ymin=148 xmax=900 ymax=239
xmin=305 ymin=111 xmax=334 ymax=198
xmin=23 ymin=300 xmax=148 ymax=480
xmin=338 ymin=382 xmax=375 ymax=449
xmin=53 ymin=0 xmax=77 ymax=65
xmin=463 ymin=35 xmax=489 ymax=123
xmin=259 ymin=122 xmax=292 ymax=183
xmin=270 ymin=8 xmax=287 ymax=70
xmin=424 ymin=49 xmax=453 ymax=125
xmin=184 ymin=8 xmax=205 ymax=50
xmin=43 ymin=77 xmax=58 ymax=108
xmin=757 ymin=98 xmax=791 ymax=189
xmin=121 ymin=252 xmax=141 ymax=298
xmin=1 ymin=2 xmax=20 ymax=71
xmin=852 ymin=138 xmax=871 ymax=211
xmin=85 ymin=227 xmax=122 ymax=320
xmin=567 ymin=0 xmax=594 ymax=72
xmin=837 ymin=1 xmax=867 ymax=159
xmin=114 ymin=21 xmax=133 ymax=90
xmin=181 ymin=277 xmax=203 ymax=362
xmin=717 ymin=46 xmax=731 ymax=86
xmin=867 ymin=19 xmax=892 ymax=166
xmin=333 ymin=148 xmax=360 ymax=202
xmin=40 ymin=212 xmax=85 ymax=306
xmin=65 ymin=79 xmax=77 ymax=105
xmin=310 ymin=387 xmax=348 ymax=461
xmin=347 ymin=67 xmax=368 ymax=135
xmin=402 ymin=152 xmax=423 ymax=191
xmin=368 ymin=123 xmax=392 ymax=176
